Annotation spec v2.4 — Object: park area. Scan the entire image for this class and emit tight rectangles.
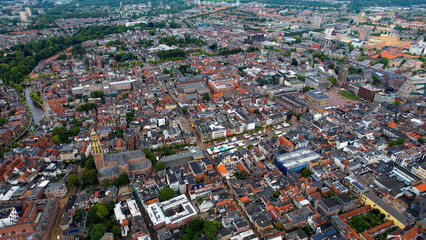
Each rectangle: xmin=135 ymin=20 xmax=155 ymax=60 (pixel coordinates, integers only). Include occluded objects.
xmin=347 ymin=209 xmax=386 ymax=233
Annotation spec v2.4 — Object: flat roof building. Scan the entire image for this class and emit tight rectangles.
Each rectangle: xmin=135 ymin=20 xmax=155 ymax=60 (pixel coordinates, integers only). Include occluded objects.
xmin=274 ymin=148 xmax=321 ymax=174
xmin=146 ymin=195 xmax=197 ymax=230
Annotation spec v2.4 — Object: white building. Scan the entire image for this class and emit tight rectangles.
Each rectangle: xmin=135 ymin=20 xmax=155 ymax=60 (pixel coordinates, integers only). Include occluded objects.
xmin=0 ymin=208 xmax=19 ymax=228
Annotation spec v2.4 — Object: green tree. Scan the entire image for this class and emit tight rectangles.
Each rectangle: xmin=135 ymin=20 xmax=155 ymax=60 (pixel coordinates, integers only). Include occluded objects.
xmin=202 ymin=93 xmax=210 ymax=101
xmin=85 ymin=157 xmax=96 ymax=170
xmin=418 ymin=138 xmax=424 ymax=144
xmin=301 ymin=168 xmax=312 ymax=177
xmin=143 ymin=148 xmax=157 ymax=163
xmin=395 ymin=99 xmax=402 ymax=106
xmin=202 ymin=220 xmax=221 ymax=240
xmin=67 ymin=174 xmax=80 ymax=188
xmin=181 ymin=106 xmax=187 ymax=115
xmin=74 ymin=210 xmax=83 ymax=222
xmin=234 ymin=170 xmax=248 ymax=180
xmin=379 ymin=57 xmax=389 ymax=67
xmin=209 ymin=43 xmax=217 ymax=51
xmin=272 ymin=191 xmax=280 ymax=198
xmin=91 ymin=91 xmax=104 ymax=99
xmin=95 ymin=202 xmax=108 ymax=219
xmin=102 ymin=179 xmax=109 ymax=189
xmin=0 ymin=117 xmax=5 ymax=127
xmin=372 ymin=75 xmax=380 ymax=85
xmin=53 ymin=135 xmax=61 ymax=144
xmin=160 ymin=187 xmax=175 ymax=201
xmin=303 ymin=86 xmax=311 ymax=92
xmin=90 ymin=224 xmax=107 ymax=240
xmin=275 ymin=221 xmax=284 ymax=230
xmin=112 ymin=225 xmax=121 ymax=237
xmin=156 ymin=162 xmax=166 ymax=172
xmin=82 ymin=169 xmax=97 ymax=186
xmin=71 ymin=127 xmax=80 ymax=136
xmin=113 ymin=173 xmax=129 ymax=187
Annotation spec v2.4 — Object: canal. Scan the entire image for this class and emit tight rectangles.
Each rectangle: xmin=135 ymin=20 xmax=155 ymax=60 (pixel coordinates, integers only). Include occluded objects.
xmin=24 ymin=87 xmax=45 ymax=127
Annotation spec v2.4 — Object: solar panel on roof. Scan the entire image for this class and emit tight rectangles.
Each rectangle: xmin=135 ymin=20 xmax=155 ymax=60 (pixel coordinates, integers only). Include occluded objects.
xmin=189 ymin=161 xmax=203 ymax=175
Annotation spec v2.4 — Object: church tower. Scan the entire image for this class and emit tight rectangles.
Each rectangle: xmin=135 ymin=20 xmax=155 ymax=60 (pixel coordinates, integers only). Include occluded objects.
xmin=338 ymin=49 xmax=350 ymax=87
xmin=91 ymin=128 xmax=105 ymax=169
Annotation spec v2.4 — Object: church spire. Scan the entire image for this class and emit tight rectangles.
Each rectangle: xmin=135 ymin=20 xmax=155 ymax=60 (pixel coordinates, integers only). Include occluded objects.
xmin=91 ymin=128 xmax=105 ymax=169
xmin=91 ymin=128 xmax=103 ymax=155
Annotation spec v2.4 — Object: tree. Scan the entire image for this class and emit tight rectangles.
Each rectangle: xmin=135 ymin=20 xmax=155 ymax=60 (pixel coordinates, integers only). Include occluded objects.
xmin=181 ymin=106 xmax=187 ymax=115
xmin=209 ymin=43 xmax=217 ymax=51
xmin=53 ymin=135 xmax=61 ymax=144
xmin=295 ymin=37 xmax=302 ymax=43
xmin=156 ymin=162 xmax=165 ymax=172
xmin=372 ymin=75 xmax=380 ymax=85
xmin=303 ymin=86 xmax=311 ymax=92
xmin=67 ymin=174 xmax=80 ymax=188
xmin=91 ymin=91 xmax=104 ymax=99
xmin=296 ymin=113 xmax=301 ymax=121
xmin=395 ymin=99 xmax=402 ymax=106
xmin=74 ymin=210 xmax=83 ymax=222
xmin=202 ymin=220 xmax=221 ymax=240
xmin=102 ymin=179 xmax=109 ymax=189
xmin=272 ymin=191 xmax=280 ymax=198
xmin=95 ymin=202 xmax=108 ymax=219
xmin=301 ymin=168 xmax=312 ymax=177
xmin=113 ymin=173 xmax=129 ymax=187
xmin=90 ymin=224 xmax=107 ymax=240
xmin=112 ymin=225 xmax=121 ymax=237
xmin=389 ymin=138 xmax=404 ymax=147
xmin=53 ymin=126 xmax=68 ymax=143
xmin=418 ymin=138 xmax=424 ymax=144
xmin=329 ymin=62 xmax=335 ymax=69
xmin=202 ymin=93 xmax=210 ymax=101
xmin=82 ymin=169 xmax=97 ymax=186
xmin=71 ymin=127 xmax=80 ymax=136
xmin=379 ymin=57 xmax=389 ymax=67
xmin=234 ymin=170 xmax=248 ymax=180
xmin=143 ymin=148 xmax=157 ymax=163
xmin=275 ymin=221 xmax=284 ymax=230
xmin=160 ymin=187 xmax=175 ymax=201
xmin=85 ymin=157 xmax=96 ymax=170
xmin=0 ymin=117 xmax=6 ymax=127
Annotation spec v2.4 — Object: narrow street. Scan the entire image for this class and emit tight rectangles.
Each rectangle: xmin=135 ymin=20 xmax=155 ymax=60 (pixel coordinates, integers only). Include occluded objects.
xmin=50 ymin=166 xmax=82 ymax=240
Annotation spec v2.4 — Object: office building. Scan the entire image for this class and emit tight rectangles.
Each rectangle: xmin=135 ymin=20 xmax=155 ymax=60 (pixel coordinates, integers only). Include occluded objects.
xmin=312 ymin=15 xmax=322 ymax=29
xmin=146 ymin=195 xmax=197 ymax=230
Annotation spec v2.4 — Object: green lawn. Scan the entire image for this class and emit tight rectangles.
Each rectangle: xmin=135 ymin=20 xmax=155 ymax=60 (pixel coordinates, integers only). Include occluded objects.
xmin=348 ymin=210 xmax=386 ymax=233
xmin=338 ymin=90 xmax=360 ymax=101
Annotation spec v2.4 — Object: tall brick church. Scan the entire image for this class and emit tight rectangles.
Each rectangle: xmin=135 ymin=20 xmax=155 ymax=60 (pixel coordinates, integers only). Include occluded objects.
xmin=90 ymin=129 xmax=153 ymax=183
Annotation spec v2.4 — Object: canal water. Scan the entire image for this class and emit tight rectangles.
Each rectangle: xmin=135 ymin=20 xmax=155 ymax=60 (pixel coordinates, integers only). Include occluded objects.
xmin=24 ymin=87 xmax=45 ymax=126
